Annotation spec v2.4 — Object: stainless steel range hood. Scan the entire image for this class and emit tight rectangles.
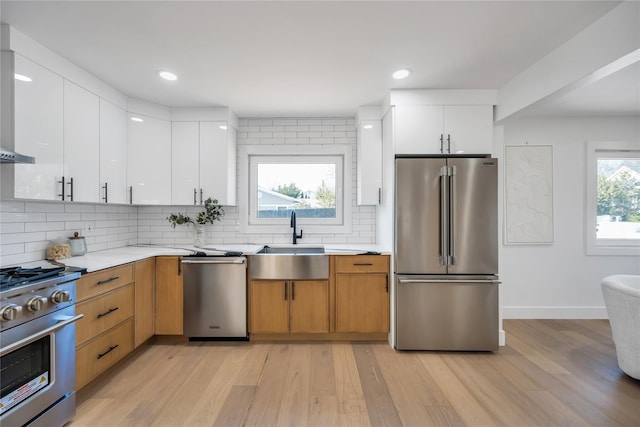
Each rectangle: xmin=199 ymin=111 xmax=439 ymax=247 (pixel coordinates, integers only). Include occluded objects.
xmin=0 ymin=147 xmax=35 ymax=164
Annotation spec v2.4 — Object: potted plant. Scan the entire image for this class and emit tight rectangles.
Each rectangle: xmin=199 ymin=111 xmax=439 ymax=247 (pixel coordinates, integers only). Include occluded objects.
xmin=167 ymin=198 xmax=224 ymax=245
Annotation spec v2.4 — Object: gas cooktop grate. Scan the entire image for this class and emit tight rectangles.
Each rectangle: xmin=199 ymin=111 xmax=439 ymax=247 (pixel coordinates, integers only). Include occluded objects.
xmin=0 ymin=266 xmax=66 ymax=291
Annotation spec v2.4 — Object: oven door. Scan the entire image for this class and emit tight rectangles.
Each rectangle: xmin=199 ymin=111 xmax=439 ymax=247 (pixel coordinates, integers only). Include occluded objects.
xmin=0 ymin=306 xmax=82 ymax=427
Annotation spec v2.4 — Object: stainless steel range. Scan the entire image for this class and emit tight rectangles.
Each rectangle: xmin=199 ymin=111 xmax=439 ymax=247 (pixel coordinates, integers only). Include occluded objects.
xmin=0 ymin=266 xmax=83 ymax=427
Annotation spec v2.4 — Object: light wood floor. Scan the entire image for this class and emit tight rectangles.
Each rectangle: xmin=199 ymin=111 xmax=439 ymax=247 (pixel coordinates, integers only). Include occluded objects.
xmin=70 ymin=320 xmax=640 ymax=426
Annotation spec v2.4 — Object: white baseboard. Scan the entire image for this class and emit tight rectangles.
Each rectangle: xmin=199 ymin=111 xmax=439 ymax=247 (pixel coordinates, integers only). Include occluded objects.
xmin=503 ymin=306 xmax=608 ymax=319
xmin=499 ymin=329 xmax=505 ymax=346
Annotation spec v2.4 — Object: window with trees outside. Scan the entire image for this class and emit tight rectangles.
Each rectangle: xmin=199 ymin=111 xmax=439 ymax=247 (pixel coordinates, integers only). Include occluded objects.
xmin=586 ymin=141 xmax=640 ymax=255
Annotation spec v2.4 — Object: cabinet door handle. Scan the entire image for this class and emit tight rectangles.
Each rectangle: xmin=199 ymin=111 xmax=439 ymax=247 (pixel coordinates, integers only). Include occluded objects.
xmin=284 ymin=281 xmax=288 ymax=300
xmin=129 ymin=186 xmax=133 ymax=205
xmin=378 ymin=187 xmax=381 ymax=204
xmin=291 ymin=281 xmax=295 ymax=300
xmin=97 ymin=276 xmax=119 ymax=285
xmin=353 ymin=263 xmax=373 ymax=266
xmin=439 ymin=134 xmax=444 ymax=154
xmin=194 ymin=188 xmax=197 ymax=205
xmin=97 ymin=307 xmax=119 ymax=319
xmin=67 ymin=177 xmax=74 ymax=202
xmin=177 ymin=257 xmax=182 ymax=275
xmin=58 ymin=176 xmax=65 ymax=200
xmin=200 ymin=188 xmax=203 ymax=205
xmin=102 ymin=182 xmax=108 ymax=203
xmin=385 ymin=273 xmax=389 ymax=293
xmin=97 ymin=344 xmax=119 ymax=360
xmin=447 ymin=134 xmax=451 ymax=154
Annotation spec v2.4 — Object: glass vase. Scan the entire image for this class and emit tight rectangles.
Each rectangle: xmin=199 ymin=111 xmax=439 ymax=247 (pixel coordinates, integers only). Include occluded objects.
xmin=192 ymin=224 xmax=204 ymax=247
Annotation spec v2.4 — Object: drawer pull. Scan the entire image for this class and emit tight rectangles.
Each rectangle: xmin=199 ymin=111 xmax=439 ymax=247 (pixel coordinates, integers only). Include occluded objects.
xmin=353 ymin=263 xmax=373 ymax=266
xmin=97 ymin=276 xmax=119 ymax=285
xmin=97 ymin=307 xmax=119 ymax=319
xmin=97 ymin=344 xmax=119 ymax=359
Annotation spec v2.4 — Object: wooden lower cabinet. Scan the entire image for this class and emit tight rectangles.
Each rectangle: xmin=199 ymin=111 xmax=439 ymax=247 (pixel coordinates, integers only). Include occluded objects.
xmin=335 ymin=255 xmax=390 ymax=334
xmin=76 ymin=319 xmax=134 ymax=390
xmin=250 ymin=280 xmax=329 ymax=334
xmin=76 ymin=284 xmax=134 ymax=346
xmin=336 ymin=274 xmax=389 ymax=333
xmin=155 ymin=256 xmax=183 ymax=335
xmin=134 ymin=257 xmax=155 ymax=346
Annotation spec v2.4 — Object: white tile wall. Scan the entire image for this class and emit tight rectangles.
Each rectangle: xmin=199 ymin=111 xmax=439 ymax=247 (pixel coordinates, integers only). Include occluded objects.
xmin=0 ymin=200 xmax=138 ymax=266
xmin=0 ymin=117 xmax=378 ymax=265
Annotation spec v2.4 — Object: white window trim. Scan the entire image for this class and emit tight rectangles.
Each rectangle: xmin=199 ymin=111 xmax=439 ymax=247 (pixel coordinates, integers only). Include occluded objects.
xmin=585 ymin=141 xmax=640 ymax=256
xmin=249 ymin=154 xmax=343 ymax=226
xmin=239 ymin=144 xmax=352 ymax=235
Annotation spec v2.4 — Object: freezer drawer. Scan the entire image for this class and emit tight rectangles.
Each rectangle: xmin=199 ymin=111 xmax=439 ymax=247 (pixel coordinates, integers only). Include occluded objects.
xmin=395 ymin=276 xmax=498 ymax=351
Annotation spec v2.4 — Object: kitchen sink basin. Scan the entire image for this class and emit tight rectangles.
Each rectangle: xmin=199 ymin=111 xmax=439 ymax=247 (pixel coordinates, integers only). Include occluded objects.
xmin=256 ymin=245 xmax=325 ymax=254
xmin=250 ymin=246 xmax=328 ymax=279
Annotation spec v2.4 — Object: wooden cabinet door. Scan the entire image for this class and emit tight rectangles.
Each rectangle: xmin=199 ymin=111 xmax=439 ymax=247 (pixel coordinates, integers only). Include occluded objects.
xmin=155 ymin=257 xmax=183 ymax=335
xmin=336 ymin=274 xmax=389 ymax=333
xmin=135 ymin=258 xmax=156 ymax=346
xmin=289 ymin=280 xmax=329 ymax=333
xmin=250 ymin=280 xmax=289 ymax=333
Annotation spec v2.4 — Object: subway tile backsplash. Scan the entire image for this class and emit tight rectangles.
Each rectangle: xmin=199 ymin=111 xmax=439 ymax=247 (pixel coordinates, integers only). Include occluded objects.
xmin=0 ymin=117 xmax=376 ymax=266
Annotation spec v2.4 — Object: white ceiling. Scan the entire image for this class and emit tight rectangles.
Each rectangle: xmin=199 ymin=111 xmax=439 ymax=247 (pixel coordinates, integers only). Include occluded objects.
xmin=0 ymin=0 xmax=636 ymax=118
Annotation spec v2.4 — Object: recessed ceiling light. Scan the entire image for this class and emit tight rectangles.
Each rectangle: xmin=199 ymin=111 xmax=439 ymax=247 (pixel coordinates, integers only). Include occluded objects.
xmin=219 ymin=125 xmax=228 ymax=130
xmin=157 ymin=70 xmax=178 ymax=81
xmin=392 ymin=68 xmax=412 ymax=80
xmin=363 ymin=124 xmax=373 ymax=129
xmin=15 ymin=73 xmax=32 ymax=82
xmin=130 ymin=117 xmax=144 ymax=122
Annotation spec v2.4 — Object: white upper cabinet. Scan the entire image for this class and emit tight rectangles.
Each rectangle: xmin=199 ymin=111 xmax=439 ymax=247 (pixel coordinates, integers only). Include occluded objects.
xmin=63 ymin=80 xmax=100 ymax=203
xmin=127 ymin=114 xmax=172 ymax=205
xmin=200 ymin=121 xmax=236 ymax=206
xmin=171 ymin=121 xmax=200 ymax=205
xmin=171 ymin=121 xmax=235 ymax=206
xmin=14 ymin=54 xmax=64 ymax=200
xmin=356 ymin=120 xmax=382 ymax=205
xmin=99 ymin=99 xmax=127 ymax=204
xmin=394 ymin=105 xmax=493 ymax=155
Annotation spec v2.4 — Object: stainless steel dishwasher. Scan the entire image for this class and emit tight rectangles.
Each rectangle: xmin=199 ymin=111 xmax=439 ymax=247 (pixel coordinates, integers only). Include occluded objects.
xmin=182 ymin=256 xmax=248 ymax=340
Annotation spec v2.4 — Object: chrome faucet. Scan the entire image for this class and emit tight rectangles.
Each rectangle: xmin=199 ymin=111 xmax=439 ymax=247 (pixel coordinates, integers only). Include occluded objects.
xmin=290 ymin=211 xmax=303 ymax=244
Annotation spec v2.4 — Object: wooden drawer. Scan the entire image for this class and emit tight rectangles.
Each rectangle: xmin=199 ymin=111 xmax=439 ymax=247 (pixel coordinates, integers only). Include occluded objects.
xmin=76 ymin=318 xmax=134 ymax=390
xmin=77 ymin=264 xmax=134 ymax=302
xmin=335 ymin=255 xmax=389 ymax=274
xmin=76 ymin=284 xmax=134 ymax=346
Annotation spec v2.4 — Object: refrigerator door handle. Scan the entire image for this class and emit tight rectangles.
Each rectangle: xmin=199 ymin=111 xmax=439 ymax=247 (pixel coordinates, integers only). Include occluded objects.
xmin=439 ymin=166 xmax=449 ymax=266
xmin=399 ymin=279 xmax=501 ymax=284
xmin=449 ymin=165 xmax=457 ymax=265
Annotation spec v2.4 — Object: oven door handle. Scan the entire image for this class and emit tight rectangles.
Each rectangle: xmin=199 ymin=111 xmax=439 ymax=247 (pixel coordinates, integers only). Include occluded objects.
xmin=0 ymin=314 xmax=84 ymax=356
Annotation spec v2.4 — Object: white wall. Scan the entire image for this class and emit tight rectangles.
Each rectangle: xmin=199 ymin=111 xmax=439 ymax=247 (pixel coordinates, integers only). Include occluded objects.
xmin=501 ymin=115 xmax=640 ymax=319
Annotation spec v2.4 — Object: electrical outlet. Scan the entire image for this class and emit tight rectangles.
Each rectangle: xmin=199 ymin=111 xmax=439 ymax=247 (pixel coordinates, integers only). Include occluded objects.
xmin=85 ymin=222 xmax=95 ymax=235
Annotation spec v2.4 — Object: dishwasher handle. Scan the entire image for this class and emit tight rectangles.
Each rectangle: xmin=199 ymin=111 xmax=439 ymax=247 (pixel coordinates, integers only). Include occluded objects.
xmin=181 ymin=258 xmax=246 ymax=265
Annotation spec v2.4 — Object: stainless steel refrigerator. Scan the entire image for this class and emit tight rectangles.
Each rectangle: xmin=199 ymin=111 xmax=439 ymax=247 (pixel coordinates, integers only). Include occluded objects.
xmin=395 ymin=156 xmax=499 ymax=351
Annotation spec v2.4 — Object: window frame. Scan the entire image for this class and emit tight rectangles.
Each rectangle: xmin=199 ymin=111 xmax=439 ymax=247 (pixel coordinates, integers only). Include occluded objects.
xmin=238 ymin=144 xmax=352 ymax=235
xmin=585 ymin=141 xmax=640 ymax=256
xmin=249 ymin=154 xmax=343 ymax=226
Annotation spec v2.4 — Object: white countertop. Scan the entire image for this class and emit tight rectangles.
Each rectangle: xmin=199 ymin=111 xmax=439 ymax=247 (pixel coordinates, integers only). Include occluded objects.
xmin=53 ymin=243 xmax=390 ymax=272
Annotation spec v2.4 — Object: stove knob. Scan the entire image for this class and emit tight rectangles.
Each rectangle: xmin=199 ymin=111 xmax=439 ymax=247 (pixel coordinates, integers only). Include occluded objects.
xmin=27 ymin=296 xmax=48 ymax=312
xmin=1 ymin=304 xmax=22 ymax=321
xmin=50 ymin=290 xmax=71 ymax=304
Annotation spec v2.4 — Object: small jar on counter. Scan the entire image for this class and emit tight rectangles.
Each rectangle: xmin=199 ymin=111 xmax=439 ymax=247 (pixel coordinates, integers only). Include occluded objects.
xmin=68 ymin=232 xmax=87 ymax=256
